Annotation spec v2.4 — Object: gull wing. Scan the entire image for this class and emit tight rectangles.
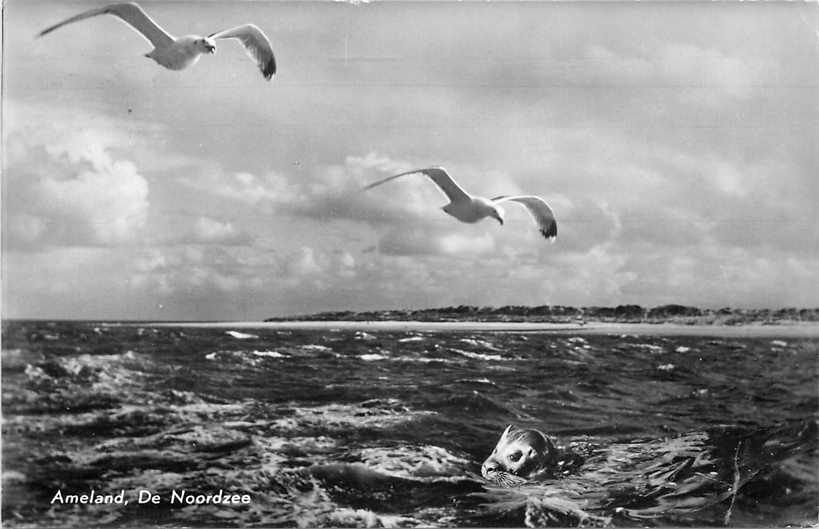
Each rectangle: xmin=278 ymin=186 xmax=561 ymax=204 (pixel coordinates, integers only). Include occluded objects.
xmin=38 ymin=2 xmax=174 ymax=49
xmin=209 ymin=24 xmax=276 ymax=80
xmin=492 ymin=195 xmax=558 ymax=240
xmin=362 ymin=167 xmax=471 ymax=204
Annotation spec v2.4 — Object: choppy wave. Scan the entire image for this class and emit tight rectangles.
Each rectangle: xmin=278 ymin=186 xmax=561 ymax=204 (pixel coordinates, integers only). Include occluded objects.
xmin=352 ymin=444 xmax=471 ymax=480
xmin=2 ymin=321 xmax=816 ymax=527
xmin=398 ymin=336 xmax=425 ymax=343
xmin=225 ymin=330 xmax=258 ymax=339
xmin=358 ymin=353 xmax=388 ymax=361
xmin=269 ymin=399 xmax=436 ymax=432
xmin=448 ymin=347 xmax=505 ymax=362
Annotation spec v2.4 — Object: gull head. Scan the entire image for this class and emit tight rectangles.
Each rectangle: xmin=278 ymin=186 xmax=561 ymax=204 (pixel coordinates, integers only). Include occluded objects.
xmin=490 ymin=207 xmax=504 ymax=225
xmin=474 ymin=198 xmax=504 ymax=225
xmin=197 ymin=37 xmax=217 ymax=54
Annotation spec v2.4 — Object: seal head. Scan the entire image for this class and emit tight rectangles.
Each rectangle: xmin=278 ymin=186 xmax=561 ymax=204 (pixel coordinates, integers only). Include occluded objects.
xmin=481 ymin=424 xmax=558 ymax=484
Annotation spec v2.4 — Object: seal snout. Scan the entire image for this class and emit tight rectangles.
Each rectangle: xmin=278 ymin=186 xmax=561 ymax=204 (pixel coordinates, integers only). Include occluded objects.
xmin=481 ymin=460 xmax=500 ymax=479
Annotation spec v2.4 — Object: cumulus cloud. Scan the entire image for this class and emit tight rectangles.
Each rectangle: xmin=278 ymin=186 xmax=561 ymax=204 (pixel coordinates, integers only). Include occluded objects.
xmin=178 ymin=151 xmax=540 ymax=258
xmin=180 ymin=216 xmax=252 ymax=246
xmin=3 ymin=105 xmax=150 ymax=249
xmin=124 ymin=243 xmax=361 ymax=306
xmin=285 ymin=246 xmax=323 ymax=277
xmin=129 ymin=246 xmax=252 ymax=297
xmin=177 ymin=171 xmax=300 ymax=207
xmin=619 ymin=243 xmax=819 ymax=308
xmin=177 ymin=151 xmax=426 ymax=223
xmin=377 ymin=226 xmax=497 ymax=257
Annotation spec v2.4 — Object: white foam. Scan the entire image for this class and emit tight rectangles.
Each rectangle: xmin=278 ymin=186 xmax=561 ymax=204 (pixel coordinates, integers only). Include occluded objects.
xmin=300 ymin=344 xmax=333 ymax=353
xmin=254 ymin=435 xmax=338 ymax=472
xmin=327 ymin=508 xmax=421 ymax=529
xmin=25 ymin=352 xmax=149 ymax=394
xmin=449 ymin=347 xmax=504 ymax=361
xmin=226 ymin=330 xmax=258 ymax=339
xmin=358 ymin=353 xmax=387 ymax=361
xmin=205 ymin=350 xmax=264 ymax=367
xmin=24 ymin=363 xmax=48 ymax=381
xmin=171 ymin=401 xmax=254 ymax=419
xmin=252 ymin=350 xmax=287 ymax=358
xmin=270 ymin=400 xmax=435 ymax=431
xmin=675 ymin=346 xmax=691 ymax=353
xmin=657 ymin=363 xmax=675 ymax=371
xmin=395 ymin=355 xmax=462 ymax=364
xmin=458 ymin=377 xmax=494 ymax=385
xmin=354 ymin=444 xmax=470 ymax=480
xmin=459 ymin=338 xmax=501 ymax=351
xmin=635 ymin=343 xmax=665 ymax=354
xmin=2 ymin=471 xmax=27 ymax=483
xmin=486 ymin=365 xmax=518 ymax=371
xmin=565 ymin=347 xmax=594 ymax=361
xmin=105 ymin=469 xmax=186 ymax=495
xmin=398 ymin=336 xmax=425 ymax=343
xmin=163 ymin=425 xmax=251 ymax=448
xmin=770 ymin=340 xmax=788 ymax=347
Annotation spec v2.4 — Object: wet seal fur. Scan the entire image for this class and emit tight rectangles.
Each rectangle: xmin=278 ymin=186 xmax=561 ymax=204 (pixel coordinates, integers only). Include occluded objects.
xmin=481 ymin=425 xmax=560 ymax=485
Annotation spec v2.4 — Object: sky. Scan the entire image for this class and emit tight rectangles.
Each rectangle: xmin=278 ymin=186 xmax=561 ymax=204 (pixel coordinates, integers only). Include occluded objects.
xmin=2 ymin=0 xmax=818 ymax=320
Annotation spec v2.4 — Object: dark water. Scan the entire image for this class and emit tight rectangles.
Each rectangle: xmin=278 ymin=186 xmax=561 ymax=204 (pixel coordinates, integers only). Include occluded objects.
xmin=2 ymin=321 xmax=817 ymax=527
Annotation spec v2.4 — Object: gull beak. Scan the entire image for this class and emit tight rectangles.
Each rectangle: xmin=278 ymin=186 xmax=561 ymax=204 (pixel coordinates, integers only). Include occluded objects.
xmin=207 ymin=44 xmax=216 ymax=54
xmin=496 ymin=216 xmax=504 ymax=226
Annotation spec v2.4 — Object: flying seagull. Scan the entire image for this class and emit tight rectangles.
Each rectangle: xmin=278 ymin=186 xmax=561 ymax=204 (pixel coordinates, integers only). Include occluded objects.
xmin=362 ymin=167 xmax=557 ymax=240
xmin=37 ymin=2 xmax=276 ymax=80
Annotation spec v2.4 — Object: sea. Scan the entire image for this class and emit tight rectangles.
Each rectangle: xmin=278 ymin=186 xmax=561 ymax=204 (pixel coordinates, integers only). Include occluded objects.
xmin=2 ymin=320 xmax=817 ymax=528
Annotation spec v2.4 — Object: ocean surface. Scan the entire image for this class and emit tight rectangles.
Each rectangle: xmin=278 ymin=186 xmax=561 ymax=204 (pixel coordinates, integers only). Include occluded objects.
xmin=2 ymin=320 xmax=817 ymax=528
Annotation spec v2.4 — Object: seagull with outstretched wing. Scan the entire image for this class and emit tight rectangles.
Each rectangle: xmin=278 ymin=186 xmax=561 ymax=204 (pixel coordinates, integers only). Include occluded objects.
xmin=362 ymin=167 xmax=558 ymax=241
xmin=38 ymin=2 xmax=276 ymax=80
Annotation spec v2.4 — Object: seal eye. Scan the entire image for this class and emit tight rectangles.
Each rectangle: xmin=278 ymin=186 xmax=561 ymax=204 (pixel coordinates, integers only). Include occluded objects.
xmin=508 ymin=450 xmax=522 ymax=462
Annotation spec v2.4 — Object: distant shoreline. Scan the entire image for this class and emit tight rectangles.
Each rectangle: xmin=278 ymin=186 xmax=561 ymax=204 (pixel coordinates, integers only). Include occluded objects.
xmin=264 ymin=305 xmax=818 ymax=327
xmin=123 ymin=321 xmax=819 ymax=337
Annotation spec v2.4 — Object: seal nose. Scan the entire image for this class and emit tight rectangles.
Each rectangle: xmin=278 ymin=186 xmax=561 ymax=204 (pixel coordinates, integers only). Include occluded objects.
xmin=481 ymin=461 xmax=498 ymax=478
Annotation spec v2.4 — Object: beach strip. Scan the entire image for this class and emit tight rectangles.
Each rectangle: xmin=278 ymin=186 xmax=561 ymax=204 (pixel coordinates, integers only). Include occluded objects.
xmin=113 ymin=320 xmax=819 ymax=337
